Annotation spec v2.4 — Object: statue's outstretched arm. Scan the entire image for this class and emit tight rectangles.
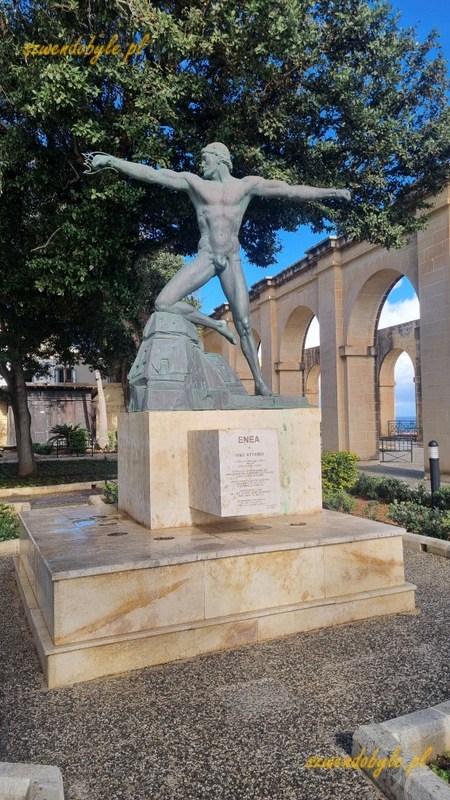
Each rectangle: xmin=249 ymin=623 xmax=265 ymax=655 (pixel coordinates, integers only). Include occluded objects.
xmin=83 ymin=152 xmax=190 ymax=191
xmin=249 ymin=177 xmax=350 ymax=202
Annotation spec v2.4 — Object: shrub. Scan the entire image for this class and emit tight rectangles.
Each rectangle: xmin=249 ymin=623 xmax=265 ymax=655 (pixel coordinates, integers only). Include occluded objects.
xmin=351 ymin=473 xmax=382 ymax=500
xmin=373 ymin=477 xmax=411 ymax=504
xmin=323 ymin=489 xmax=356 ymax=513
xmin=321 ymin=451 xmax=358 ymax=493
xmin=363 ymin=500 xmax=381 ymax=520
xmin=48 ymin=423 xmax=88 ymax=453
xmin=352 ymin=474 xmax=430 ymax=505
xmin=68 ymin=427 xmax=88 ymax=453
xmin=32 ymin=442 xmax=53 ymax=455
xmin=408 ymin=481 xmax=431 ymax=506
xmin=432 ymin=485 xmax=450 ymax=511
xmin=107 ymin=430 xmax=118 ymax=451
xmin=103 ymin=481 xmax=118 ymax=504
xmin=429 ymin=752 xmax=450 ymax=784
xmin=0 ymin=503 xmax=20 ymax=541
xmin=388 ymin=501 xmax=450 ymax=540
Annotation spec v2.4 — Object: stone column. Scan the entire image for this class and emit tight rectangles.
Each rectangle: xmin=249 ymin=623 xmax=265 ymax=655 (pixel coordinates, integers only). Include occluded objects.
xmin=0 ymin=402 xmax=8 ymax=447
xmin=417 ymin=186 xmax=450 ymax=475
xmin=317 ymin=258 xmax=348 ymax=452
xmin=275 ymin=362 xmax=303 ymax=396
xmin=251 ymin=283 xmax=278 ymax=391
xmin=379 ymin=377 xmax=395 ymax=437
xmin=340 ymin=347 xmax=379 ymax=459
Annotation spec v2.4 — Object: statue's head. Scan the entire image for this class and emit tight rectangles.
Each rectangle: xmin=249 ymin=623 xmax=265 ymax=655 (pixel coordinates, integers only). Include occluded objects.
xmin=200 ymin=142 xmax=232 ymax=178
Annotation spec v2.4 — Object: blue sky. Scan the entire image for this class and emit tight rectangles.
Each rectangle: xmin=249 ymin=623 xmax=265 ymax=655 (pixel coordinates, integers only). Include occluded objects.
xmin=198 ymin=0 xmax=449 ymax=418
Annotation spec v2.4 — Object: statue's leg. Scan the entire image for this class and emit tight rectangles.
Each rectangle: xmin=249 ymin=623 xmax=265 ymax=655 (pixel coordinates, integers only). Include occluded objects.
xmin=155 ymin=253 xmax=236 ymax=344
xmin=219 ymin=256 xmax=275 ymax=396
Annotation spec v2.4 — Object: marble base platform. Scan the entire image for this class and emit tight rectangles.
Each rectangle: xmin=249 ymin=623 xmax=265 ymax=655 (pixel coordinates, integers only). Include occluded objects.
xmin=15 ymin=504 xmax=416 ymax=688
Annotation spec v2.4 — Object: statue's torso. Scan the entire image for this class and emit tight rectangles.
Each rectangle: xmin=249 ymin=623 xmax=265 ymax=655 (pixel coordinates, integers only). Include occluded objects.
xmin=186 ymin=174 xmax=256 ymax=256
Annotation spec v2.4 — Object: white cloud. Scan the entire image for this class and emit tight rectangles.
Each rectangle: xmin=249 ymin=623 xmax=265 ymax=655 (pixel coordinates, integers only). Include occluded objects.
xmin=378 ymin=297 xmax=420 ymax=329
xmin=304 ymin=316 xmax=320 ymax=348
xmin=395 ymin=352 xmax=416 ymax=419
xmin=395 ymin=351 xmax=414 ymax=382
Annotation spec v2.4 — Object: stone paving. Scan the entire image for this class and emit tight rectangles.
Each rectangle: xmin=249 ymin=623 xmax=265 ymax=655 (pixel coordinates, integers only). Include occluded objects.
xmin=0 ymin=487 xmax=105 ymax=508
xmin=1 ymin=544 xmax=449 ymax=800
xmin=358 ymin=445 xmax=431 ymax=488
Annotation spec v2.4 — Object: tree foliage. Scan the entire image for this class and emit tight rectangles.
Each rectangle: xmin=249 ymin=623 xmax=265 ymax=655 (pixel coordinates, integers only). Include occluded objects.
xmin=0 ymin=0 xmax=449 ymax=473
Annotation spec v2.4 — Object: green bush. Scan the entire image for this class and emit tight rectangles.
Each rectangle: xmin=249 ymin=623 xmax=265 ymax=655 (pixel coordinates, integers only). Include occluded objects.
xmin=363 ymin=500 xmax=381 ymax=520
xmin=429 ymin=752 xmax=450 ymax=784
xmin=0 ymin=503 xmax=20 ymax=541
xmin=373 ymin=477 xmax=411 ymax=504
xmin=351 ymin=473 xmax=382 ymax=500
xmin=48 ymin=423 xmax=88 ymax=453
xmin=321 ymin=451 xmax=358 ymax=493
xmin=103 ymin=481 xmax=118 ymax=504
xmin=387 ymin=501 xmax=450 ymax=540
xmin=107 ymin=430 xmax=118 ymax=451
xmin=432 ymin=485 xmax=450 ymax=511
xmin=323 ymin=489 xmax=356 ymax=513
xmin=32 ymin=442 xmax=53 ymax=455
xmin=352 ymin=474 xmax=431 ymax=506
xmin=68 ymin=427 xmax=88 ymax=453
xmin=408 ymin=481 xmax=431 ymax=506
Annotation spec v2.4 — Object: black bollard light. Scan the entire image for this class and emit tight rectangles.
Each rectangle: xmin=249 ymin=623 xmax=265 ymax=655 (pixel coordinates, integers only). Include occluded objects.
xmin=428 ymin=440 xmax=440 ymax=506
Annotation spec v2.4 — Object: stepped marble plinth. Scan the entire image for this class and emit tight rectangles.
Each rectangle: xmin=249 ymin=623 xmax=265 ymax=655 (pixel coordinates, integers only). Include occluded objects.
xmin=15 ymin=504 xmax=416 ymax=688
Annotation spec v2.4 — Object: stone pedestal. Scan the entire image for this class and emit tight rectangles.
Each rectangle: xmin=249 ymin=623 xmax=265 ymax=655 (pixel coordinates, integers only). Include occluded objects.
xmin=118 ymin=407 xmax=322 ymax=529
xmin=15 ymin=505 xmax=415 ymax=688
xmin=15 ymin=386 xmax=417 ymax=689
xmin=188 ymin=428 xmax=281 ymax=516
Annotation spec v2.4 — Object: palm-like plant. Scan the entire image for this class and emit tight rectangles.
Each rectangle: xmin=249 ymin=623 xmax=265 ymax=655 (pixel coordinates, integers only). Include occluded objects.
xmin=47 ymin=423 xmax=87 ymax=453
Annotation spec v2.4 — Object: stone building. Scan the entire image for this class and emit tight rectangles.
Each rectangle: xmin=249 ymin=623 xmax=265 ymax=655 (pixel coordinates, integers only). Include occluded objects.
xmin=0 ymin=357 xmax=125 ymax=447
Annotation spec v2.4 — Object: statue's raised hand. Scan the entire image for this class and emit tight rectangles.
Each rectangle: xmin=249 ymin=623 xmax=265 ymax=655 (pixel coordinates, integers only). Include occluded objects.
xmin=336 ymin=188 xmax=351 ymax=202
xmin=83 ymin=151 xmax=116 ymax=174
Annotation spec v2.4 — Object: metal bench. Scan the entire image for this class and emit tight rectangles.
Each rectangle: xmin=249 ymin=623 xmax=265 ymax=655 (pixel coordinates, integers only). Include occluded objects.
xmin=379 ymin=436 xmax=414 ymax=462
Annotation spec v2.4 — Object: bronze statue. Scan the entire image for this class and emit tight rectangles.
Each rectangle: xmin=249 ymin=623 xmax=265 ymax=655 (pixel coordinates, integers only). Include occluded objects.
xmin=84 ymin=143 xmax=350 ymax=396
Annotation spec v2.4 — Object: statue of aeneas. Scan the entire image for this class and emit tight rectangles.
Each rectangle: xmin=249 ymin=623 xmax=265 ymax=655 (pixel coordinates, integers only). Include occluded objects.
xmin=85 ymin=144 xmax=350 ymax=396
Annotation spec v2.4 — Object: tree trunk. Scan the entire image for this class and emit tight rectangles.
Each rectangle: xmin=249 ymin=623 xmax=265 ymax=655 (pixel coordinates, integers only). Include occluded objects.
xmin=8 ymin=362 xmax=37 ymax=477
xmin=94 ymin=370 xmax=109 ymax=449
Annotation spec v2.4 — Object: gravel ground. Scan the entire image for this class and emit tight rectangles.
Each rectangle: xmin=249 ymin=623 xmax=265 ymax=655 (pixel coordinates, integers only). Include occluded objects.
xmin=1 ymin=546 xmax=449 ymax=800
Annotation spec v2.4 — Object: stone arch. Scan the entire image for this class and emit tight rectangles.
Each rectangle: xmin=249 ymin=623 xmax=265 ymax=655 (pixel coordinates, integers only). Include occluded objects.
xmin=305 ymin=364 xmax=321 ymax=407
xmin=278 ymin=305 xmax=316 ymax=396
xmin=345 ymin=268 xmax=404 ymax=347
xmin=376 ymin=318 xmax=421 ymax=439
xmin=379 ymin=348 xmax=404 ymax=436
xmin=379 ymin=349 xmax=417 ymax=436
xmin=343 ymin=268 xmax=408 ymax=459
